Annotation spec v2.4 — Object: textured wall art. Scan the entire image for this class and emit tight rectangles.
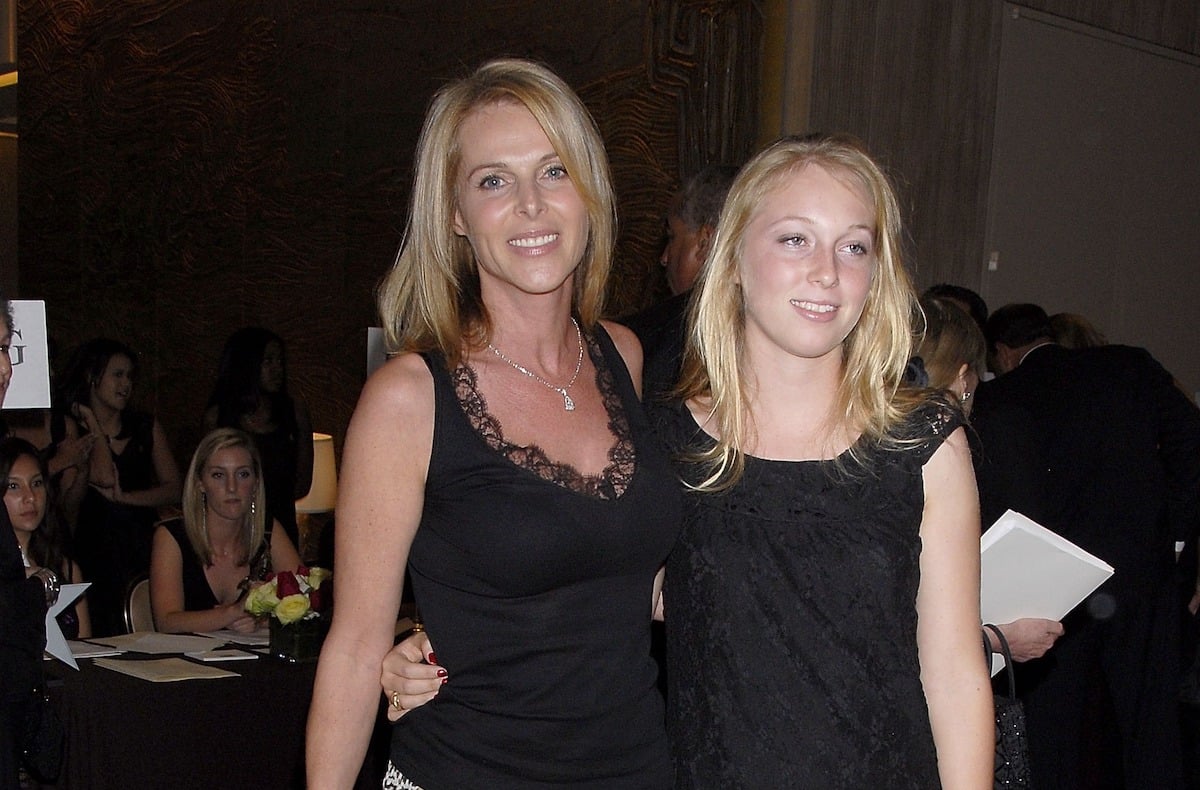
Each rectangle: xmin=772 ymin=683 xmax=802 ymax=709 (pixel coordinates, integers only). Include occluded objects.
xmin=17 ymin=0 xmax=761 ymax=462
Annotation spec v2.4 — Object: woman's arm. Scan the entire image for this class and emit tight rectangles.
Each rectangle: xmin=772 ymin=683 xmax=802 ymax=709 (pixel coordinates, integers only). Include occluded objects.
xmin=652 ymin=567 xmax=665 ymax=622
xmin=69 ymin=559 xmax=92 ymax=639
xmin=268 ymin=518 xmax=302 ymax=573
xmin=53 ymin=416 xmax=93 ymax=526
xmin=307 ymin=354 xmax=434 ymax=789
xmin=149 ymin=524 xmax=254 ymax=633
xmin=76 ymin=404 xmax=117 ymax=488
xmin=293 ymin=399 xmax=314 ymax=499
xmin=916 ymin=426 xmax=993 ymax=789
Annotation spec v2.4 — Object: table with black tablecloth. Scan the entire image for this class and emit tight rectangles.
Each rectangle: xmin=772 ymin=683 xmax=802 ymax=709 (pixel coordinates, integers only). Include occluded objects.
xmin=45 ymin=653 xmax=317 ymax=790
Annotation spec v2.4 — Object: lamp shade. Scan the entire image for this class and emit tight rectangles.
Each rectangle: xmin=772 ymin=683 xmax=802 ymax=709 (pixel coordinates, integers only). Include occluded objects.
xmin=295 ymin=433 xmax=337 ymax=514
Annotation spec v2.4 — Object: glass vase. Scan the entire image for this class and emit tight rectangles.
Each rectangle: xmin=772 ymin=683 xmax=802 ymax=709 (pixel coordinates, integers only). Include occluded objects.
xmin=269 ymin=616 xmax=327 ymax=664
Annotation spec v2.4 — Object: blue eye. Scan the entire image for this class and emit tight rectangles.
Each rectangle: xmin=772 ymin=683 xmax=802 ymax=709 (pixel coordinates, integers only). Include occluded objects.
xmin=545 ymin=164 xmax=568 ymax=180
xmin=478 ymin=174 xmax=504 ymax=189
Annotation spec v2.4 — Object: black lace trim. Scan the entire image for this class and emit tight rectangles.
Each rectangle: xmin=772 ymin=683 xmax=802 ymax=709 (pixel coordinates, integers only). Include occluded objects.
xmin=452 ymin=330 xmax=636 ymax=500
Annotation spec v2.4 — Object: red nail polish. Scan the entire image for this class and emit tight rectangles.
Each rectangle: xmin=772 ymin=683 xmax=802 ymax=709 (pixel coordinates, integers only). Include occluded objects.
xmin=436 ymin=668 xmax=447 ymax=677
xmin=441 ymin=677 xmax=448 ymax=684
xmin=428 ymin=652 xmax=438 ymax=664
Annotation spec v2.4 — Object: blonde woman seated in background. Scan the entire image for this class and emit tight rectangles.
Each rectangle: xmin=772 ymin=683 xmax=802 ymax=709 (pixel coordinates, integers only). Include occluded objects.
xmin=149 ymin=428 xmax=300 ymax=633
xmin=915 ymin=294 xmax=1064 ymax=662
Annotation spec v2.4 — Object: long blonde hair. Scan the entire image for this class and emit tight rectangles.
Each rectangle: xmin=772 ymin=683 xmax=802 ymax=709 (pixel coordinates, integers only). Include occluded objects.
xmin=182 ymin=428 xmax=267 ymax=566
xmin=678 ymin=134 xmax=922 ymax=490
xmin=377 ymin=58 xmax=616 ymax=365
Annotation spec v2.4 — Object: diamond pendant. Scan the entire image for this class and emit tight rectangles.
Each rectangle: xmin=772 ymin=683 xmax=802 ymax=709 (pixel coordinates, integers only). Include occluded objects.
xmin=562 ymin=391 xmax=575 ymax=411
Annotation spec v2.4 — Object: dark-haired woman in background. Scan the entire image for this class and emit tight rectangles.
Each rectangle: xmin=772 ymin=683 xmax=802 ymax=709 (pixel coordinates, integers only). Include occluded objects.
xmin=204 ymin=328 xmax=312 ymax=550
xmin=58 ymin=338 xmax=181 ymax=636
xmin=2 ymin=437 xmax=91 ymax=639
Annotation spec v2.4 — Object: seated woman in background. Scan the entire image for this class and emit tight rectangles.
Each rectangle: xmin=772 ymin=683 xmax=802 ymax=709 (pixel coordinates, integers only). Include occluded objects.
xmin=914 ymin=294 xmax=1064 ymax=662
xmin=4 ymin=407 xmax=94 ymax=529
xmin=149 ymin=428 xmax=300 ymax=634
xmin=2 ymin=437 xmax=91 ymax=639
xmin=204 ymin=328 xmax=312 ymax=551
xmin=58 ymin=338 xmax=181 ymax=635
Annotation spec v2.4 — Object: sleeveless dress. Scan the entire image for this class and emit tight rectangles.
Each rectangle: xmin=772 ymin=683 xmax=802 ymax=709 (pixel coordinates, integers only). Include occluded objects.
xmin=389 ymin=326 xmax=681 ymax=790
xmin=653 ymin=398 xmax=962 ymax=788
xmin=75 ymin=410 xmax=161 ymax=636
xmin=160 ymin=517 xmax=274 ymax=611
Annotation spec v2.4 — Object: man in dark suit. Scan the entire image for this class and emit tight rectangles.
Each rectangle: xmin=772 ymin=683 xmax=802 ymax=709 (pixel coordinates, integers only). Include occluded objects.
xmin=972 ymin=303 xmax=1200 ymax=789
xmin=625 ymin=165 xmax=737 ymax=400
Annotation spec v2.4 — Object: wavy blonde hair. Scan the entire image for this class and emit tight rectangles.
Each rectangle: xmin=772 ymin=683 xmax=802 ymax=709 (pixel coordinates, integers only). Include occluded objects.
xmin=182 ymin=428 xmax=267 ymax=566
xmin=377 ymin=58 xmax=616 ymax=365
xmin=677 ymin=134 xmax=922 ymax=490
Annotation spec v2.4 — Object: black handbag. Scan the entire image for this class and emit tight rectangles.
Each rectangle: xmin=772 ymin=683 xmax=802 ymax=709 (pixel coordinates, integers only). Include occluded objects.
xmin=21 ymin=680 xmax=64 ymax=784
xmin=984 ymin=623 xmax=1033 ymax=789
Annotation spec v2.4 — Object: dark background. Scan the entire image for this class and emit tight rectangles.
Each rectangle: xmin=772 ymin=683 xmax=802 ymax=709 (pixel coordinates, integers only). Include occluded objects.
xmin=9 ymin=0 xmax=1200 ymax=466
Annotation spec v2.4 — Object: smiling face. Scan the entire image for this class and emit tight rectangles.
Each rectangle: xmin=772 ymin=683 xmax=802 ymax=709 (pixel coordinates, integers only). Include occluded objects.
xmin=91 ymin=353 xmax=134 ymax=412
xmin=199 ymin=446 xmax=257 ymax=525
xmin=451 ymin=101 xmax=590 ymax=307
xmin=738 ymin=163 xmax=876 ymax=367
xmin=4 ymin=453 xmax=46 ymax=539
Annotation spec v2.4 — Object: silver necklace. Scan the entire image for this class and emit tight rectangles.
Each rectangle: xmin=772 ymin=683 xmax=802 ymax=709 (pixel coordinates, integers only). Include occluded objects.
xmin=487 ymin=318 xmax=584 ymax=411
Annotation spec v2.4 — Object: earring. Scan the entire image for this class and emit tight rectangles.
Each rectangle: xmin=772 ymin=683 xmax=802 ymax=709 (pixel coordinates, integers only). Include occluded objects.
xmin=960 ymin=390 xmax=973 ymax=403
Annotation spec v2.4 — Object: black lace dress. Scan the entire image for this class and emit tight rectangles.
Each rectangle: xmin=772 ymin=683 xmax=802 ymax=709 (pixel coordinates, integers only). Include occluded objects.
xmin=654 ymin=398 xmax=962 ymax=789
xmin=389 ymin=326 xmax=680 ymax=789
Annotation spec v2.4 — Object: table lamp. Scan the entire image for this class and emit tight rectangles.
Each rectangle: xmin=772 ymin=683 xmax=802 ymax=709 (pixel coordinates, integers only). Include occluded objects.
xmin=295 ymin=432 xmax=337 ymax=561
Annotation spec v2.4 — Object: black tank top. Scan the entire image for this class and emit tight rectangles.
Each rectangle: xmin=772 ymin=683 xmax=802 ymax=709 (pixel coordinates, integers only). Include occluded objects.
xmin=390 ymin=326 xmax=680 ymax=789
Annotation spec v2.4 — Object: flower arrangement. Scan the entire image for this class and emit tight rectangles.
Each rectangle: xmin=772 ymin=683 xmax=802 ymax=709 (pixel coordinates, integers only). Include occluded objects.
xmin=245 ymin=566 xmax=332 ymax=625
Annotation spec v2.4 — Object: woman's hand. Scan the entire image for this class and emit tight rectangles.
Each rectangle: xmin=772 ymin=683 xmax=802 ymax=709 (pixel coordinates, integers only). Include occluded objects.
xmin=221 ymin=601 xmax=259 ymax=633
xmin=90 ymin=476 xmax=125 ymax=504
xmin=993 ymin=618 xmax=1064 ymax=662
xmin=72 ymin=403 xmax=101 ymax=435
xmin=54 ymin=433 xmax=96 ymax=470
xmin=381 ymin=630 xmax=444 ymax=722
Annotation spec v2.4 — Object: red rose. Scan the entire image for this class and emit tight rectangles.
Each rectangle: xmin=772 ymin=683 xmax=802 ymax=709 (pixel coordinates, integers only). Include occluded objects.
xmin=309 ymin=586 xmax=326 ymax=612
xmin=276 ymin=570 xmax=301 ymax=598
xmin=297 ymin=565 xmax=310 ymax=577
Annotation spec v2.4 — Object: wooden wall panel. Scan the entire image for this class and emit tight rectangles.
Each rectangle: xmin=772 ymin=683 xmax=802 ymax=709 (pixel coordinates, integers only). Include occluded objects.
xmin=15 ymin=0 xmax=761 ymax=463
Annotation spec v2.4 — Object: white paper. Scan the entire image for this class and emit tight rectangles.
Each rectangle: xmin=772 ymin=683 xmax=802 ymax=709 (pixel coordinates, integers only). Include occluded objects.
xmin=44 ymin=583 xmax=90 ymax=670
xmin=197 ymin=627 xmax=270 ymax=647
xmin=3 ymin=301 xmax=52 ymax=409
xmin=980 ymin=510 xmax=1114 ymax=674
xmin=184 ymin=648 xmax=258 ymax=662
xmin=88 ymin=632 xmax=225 ymax=655
xmin=66 ymin=640 xmax=122 ymax=659
xmin=93 ymin=656 xmax=239 ymax=682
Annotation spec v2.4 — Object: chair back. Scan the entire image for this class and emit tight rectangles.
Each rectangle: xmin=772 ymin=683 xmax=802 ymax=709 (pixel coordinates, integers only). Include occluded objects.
xmin=124 ymin=576 xmax=155 ymax=633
